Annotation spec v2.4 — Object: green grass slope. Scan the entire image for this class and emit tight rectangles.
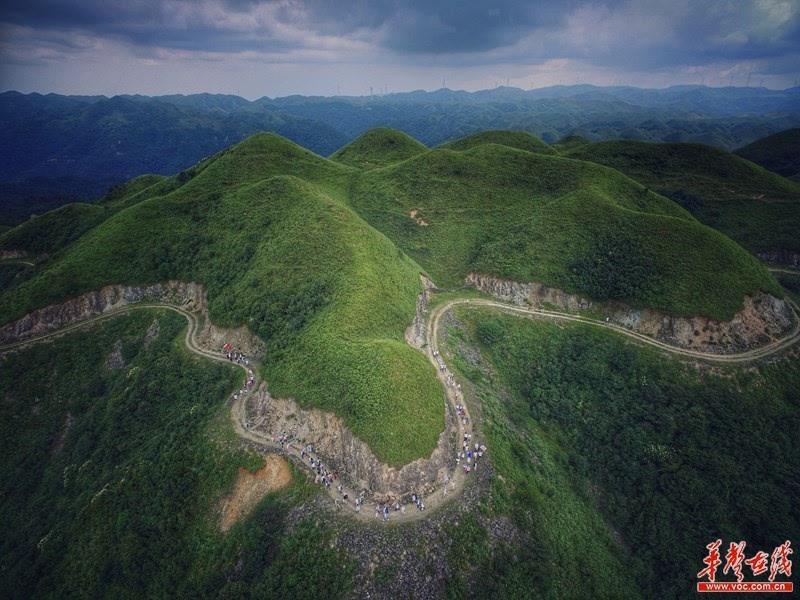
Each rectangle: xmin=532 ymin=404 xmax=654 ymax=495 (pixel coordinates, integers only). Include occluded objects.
xmin=350 ymin=143 xmax=779 ymax=320
xmin=330 ymin=127 xmax=427 ymax=169
xmin=100 ymin=174 xmax=166 ymax=204
xmin=0 ymin=203 xmax=112 ymax=257
xmin=735 ymin=128 xmax=800 ymax=179
xmin=0 ymin=174 xmax=168 ymax=259
xmin=1 ymin=130 xmax=789 ymax=465
xmin=437 ymin=130 xmax=556 ymax=155
xmin=0 ymin=133 xmax=441 ymax=467
xmin=565 ymin=140 xmax=800 ymax=255
xmin=551 ymin=134 xmax=591 ymax=153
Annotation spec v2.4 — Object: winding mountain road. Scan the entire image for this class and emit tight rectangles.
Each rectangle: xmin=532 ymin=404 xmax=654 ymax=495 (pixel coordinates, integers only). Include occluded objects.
xmin=430 ymin=296 xmax=800 ymax=364
xmin=2 ymin=289 xmax=799 ymax=523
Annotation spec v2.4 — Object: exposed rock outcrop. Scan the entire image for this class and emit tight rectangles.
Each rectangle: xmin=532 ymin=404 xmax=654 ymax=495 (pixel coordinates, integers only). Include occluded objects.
xmin=466 ymin=273 xmax=795 ymax=354
xmin=0 ymin=281 xmax=264 ymax=356
xmin=404 ymin=275 xmax=435 ymax=349
xmin=247 ymin=388 xmax=455 ymax=501
xmin=757 ymin=251 xmax=800 ymax=268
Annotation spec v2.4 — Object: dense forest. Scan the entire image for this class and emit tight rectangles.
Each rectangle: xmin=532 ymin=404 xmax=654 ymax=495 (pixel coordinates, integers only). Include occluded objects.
xmin=443 ymin=307 xmax=800 ymax=599
xmin=0 ymin=311 xmax=353 ymax=599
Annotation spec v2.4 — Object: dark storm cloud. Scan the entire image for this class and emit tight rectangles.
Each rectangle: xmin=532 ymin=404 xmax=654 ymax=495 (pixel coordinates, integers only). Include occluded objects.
xmin=292 ymin=0 xmax=582 ymax=53
xmin=1 ymin=0 xmax=307 ymax=54
xmin=1 ymin=0 xmax=798 ymax=78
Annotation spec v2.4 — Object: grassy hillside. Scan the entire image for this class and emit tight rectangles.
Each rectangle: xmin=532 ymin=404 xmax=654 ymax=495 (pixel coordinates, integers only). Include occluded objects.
xmin=329 ymin=127 xmax=427 ymax=168
xmin=735 ymin=128 xmax=800 ymax=179
xmin=100 ymin=174 xmax=166 ymax=206
xmin=0 ymin=133 xmax=442 ymax=467
xmin=0 ymin=203 xmax=111 ymax=257
xmin=350 ymin=142 xmax=780 ymax=320
xmin=551 ymin=135 xmax=591 ymax=153
xmin=0 ymin=129 xmax=789 ymax=466
xmin=436 ymin=130 xmax=556 ymax=155
xmin=565 ymin=140 xmax=800 ymax=255
xmin=0 ymin=174 xmax=172 ymax=259
xmin=445 ymin=307 xmax=800 ymax=599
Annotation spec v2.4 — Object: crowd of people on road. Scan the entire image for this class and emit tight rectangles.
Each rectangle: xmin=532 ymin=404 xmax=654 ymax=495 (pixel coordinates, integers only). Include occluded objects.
xmin=458 ymin=432 xmax=487 ymax=475
xmin=223 ymin=343 xmax=249 ymax=366
xmin=229 ymin=339 xmax=487 ymax=522
xmin=225 ymin=344 xmax=256 ymax=407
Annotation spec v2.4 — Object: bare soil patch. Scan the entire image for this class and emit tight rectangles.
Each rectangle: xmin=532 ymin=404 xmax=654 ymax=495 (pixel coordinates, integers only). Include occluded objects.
xmin=218 ymin=454 xmax=291 ymax=532
xmin=409 ymin=209 xmax=429 ymax=226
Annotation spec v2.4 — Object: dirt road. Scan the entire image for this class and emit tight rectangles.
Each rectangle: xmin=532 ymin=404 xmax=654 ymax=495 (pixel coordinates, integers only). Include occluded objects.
xmin=2 ymin=289 xmax=799 ymax=523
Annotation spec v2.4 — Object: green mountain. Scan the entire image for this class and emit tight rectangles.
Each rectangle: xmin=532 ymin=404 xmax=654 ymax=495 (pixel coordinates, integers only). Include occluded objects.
xmin=329 ymin=127 xmax=427 ymax=168
xmin=0 ymin=130 xmax=784 ymax=467
xmin=0 ymin=133 xmax=441 ymax=467
xmin=3 ymin=86 xmax=798 ymax=227
xmin=735 ymin=128 xmax=800 ymax=179
xmin=436 ymin=130 xmax=556 ymax=155
xmin=565 ymin=140 xmax=800 ymax=257
xmin=1 ymin=128 xmax=797 ymax=599
xmin=350 ymin=141 xmax=778 ymax=320
xmin=551 ymin=134 xmax=591 ymax=152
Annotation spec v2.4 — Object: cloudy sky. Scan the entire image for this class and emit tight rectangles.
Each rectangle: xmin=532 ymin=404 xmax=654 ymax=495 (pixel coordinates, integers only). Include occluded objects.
xmin=1 ymin=0 xmax=798 ymax=98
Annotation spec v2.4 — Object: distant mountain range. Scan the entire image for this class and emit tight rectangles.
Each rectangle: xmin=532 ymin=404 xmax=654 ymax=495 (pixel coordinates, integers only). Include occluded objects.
xmin=1 ymin=84 xmax=799 ymax=225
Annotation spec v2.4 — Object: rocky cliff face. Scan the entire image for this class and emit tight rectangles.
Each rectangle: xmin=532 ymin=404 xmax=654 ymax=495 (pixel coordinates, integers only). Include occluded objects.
xmin=404 ymin=275 xmax=435 ymax=349
xmin=0 ymin=281 xmax=264 ymax=356
xmin=465 ymin=273 xmax=795 ymax=354
xmin=757 ymin=251 xmax=800 ymax=268
xmin=247 ymin=388 xmax=454 ymax=501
